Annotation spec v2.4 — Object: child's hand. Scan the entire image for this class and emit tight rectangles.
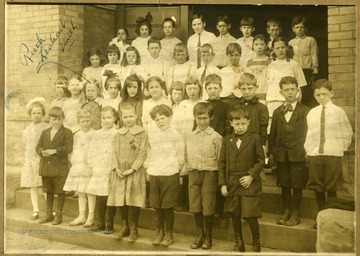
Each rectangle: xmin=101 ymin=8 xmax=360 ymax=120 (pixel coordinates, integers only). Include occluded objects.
xmin=239 ymin=175 xmax=253 ymax=189
xmin=122 ymin=168 xmax=134 ymax=176
xmin=115 ymin=168 xmax=125 ymax=179
xmin=179 ymin=176 xmax=183 ymax=185
xmin=42 ymin=149 xmax=55 ymax=157
xmin=221 ymin=185 xmax=228 ymax=197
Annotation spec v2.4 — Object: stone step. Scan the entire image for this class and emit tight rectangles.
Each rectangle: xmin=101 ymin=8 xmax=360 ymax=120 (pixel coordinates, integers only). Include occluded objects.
xmin=6 ymin=208 xmax=288 ymax=253
xmin=11 ymin=188 xmax=317 ymax=252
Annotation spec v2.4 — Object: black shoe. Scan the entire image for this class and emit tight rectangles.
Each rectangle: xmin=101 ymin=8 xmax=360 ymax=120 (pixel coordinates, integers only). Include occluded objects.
xmin=277 ymin=209 xmax=291 ymax=225
xmin=191 ymin=229 xmax=204 ymax=249
xmin=52 ymin=211 xmax=62 ymax=225
xmin=250 ymin=241 xmax=261 ymax=252
xmin=232 ymin=239 xmax=245 ymax=252
xmin=116 ymin=221 xmax=130 ymax=240
xmin=201 ymin=235 xmax=212 ymax=250
xmin=38 ymin=211 xmax=54 ymax=224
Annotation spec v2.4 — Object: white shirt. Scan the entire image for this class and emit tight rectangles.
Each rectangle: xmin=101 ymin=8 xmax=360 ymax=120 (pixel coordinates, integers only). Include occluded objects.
xmin=187 ymin=31 xmax=216 ymax=67
xmin=284 ymin=102 xmax=297 ymax=122
xmin=304 ymin=101 xmax=353 ymax=156
xmin=218 ymin=65 xmax=246 ymax=97
xmin=289 ymin=36 xmax=319 ymax=73
xmin=211 ymin=33 xmax=236 ymax=68
xmin=235 ymin=36 xmax=256 ymax=67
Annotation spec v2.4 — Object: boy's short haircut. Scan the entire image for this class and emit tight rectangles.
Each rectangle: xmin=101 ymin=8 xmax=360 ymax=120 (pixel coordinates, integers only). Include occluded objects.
xmin=76 ymin=109 xmax=92 ymax=121
xmin=200 ymin=43 xmax=214 ymax=54
xmin=170 ymin=81 xmax=185 ymax=94
xmin=291 ymin=16 xmax=308 ymax=28
xmin=240 ymin=17 xmax=255 ymax=27
xmin=226 ymin=43 xmax=242 ymax=56
xmin=267 ymin=18 xmax=282 ymax=28
xmin=252 ymin=34 xmax=268 ymax=45
xmin=193 ymin=102 xmax=214 ymax=118
xmin=101 ymin=106 xmax=118 ymax=122
xmin=205 ymin=74 xmax=222 ymax=88
xmin=147 ymin=37 xmax=161 ymax=47
xmin=173 ymin=43 xmax=188 ymax=54
xmin=49 ymin=106 xmax=65 ymax=119
xmin=216 ymin=15 xmax=231 ymax=25
xmin=279 ymin=76 xmax=298 ymax=89
xmin=238 ymin=73 xmax=257 ymax=87
xmin=191 ymin=13 xmax=205 ymax=23
xmin=119 ymin=102 xmax=136 ymax=113
xmin=229 ymin=107 xmax=250 ymax=121
xmin=106 ymin=44 xmax=120 ymax=59
xmin=150 ymin=104 xmax=173 ymax=119
xmin=311 ymin=79 xmax=333 ymax=92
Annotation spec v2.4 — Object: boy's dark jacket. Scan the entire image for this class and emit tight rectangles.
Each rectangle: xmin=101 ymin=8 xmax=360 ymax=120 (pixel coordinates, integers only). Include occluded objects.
xmin=218 ymin=132 xmax=264 ymax=196
xmin=269 ymin=102 xmax=310 ymax=162
xmin=36 ymin=125 xmax=73 ymax=177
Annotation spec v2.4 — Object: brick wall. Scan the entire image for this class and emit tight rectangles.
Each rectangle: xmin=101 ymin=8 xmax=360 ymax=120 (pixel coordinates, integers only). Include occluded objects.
xmin=328 ymin=6 xmax=356 ymax=128
xmin=327 ymin=6 xmax=356 ymax=200
xmin=5 ymin=4 xmax=85 ymax=165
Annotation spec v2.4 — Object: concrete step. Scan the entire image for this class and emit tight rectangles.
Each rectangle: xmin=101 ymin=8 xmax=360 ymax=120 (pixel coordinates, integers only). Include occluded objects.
xmin=6 ymin=208 xmax=288 ymax=253
xmin=11 ymin=188 xmax=317 ymax=252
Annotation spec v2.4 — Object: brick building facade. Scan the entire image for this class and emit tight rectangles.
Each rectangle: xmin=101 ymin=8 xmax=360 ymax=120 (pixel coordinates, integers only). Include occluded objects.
xmin=5 ymin=4 xmax=356 ymax=199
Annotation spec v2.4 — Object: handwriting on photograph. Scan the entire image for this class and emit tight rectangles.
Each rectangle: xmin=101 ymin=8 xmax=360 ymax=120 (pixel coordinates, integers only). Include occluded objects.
xmin=19 ymin=19 xmax=78 ymax=73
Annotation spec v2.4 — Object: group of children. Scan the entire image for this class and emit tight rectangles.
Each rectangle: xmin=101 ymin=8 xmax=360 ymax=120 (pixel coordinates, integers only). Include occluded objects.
xmin=19 ymin=12 xmax=353 ymax=253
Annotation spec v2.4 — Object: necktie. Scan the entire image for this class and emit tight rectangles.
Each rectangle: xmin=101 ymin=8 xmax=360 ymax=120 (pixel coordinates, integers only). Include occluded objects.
xmin=235 ymin=133 xmax=244 ymax=140
xmin=282 ymin=104 xmax=293 ymax=114
xmin=319 ymin=106 xmax=326 ymax=153
xmin=201 ymin=65 xmax=207 ymax=85
xmin=197 ymin=34 xmax=201 ymax=68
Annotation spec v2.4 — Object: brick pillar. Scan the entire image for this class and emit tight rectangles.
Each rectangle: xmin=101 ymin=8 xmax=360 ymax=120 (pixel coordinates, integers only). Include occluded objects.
xmin=327 ymin=6 xmax=355 ymax=200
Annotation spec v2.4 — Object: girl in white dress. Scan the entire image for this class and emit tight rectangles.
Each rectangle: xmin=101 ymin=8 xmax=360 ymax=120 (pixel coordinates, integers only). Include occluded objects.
xmin=160 ymin=17 xmax=182 ymax=66
xmin=109 ymin=28 xmax=130 ymax=64
xmin=86 ymin=106 xmax=118 ymax=232
xmin=21 ymin=98 xmax=50 ymax=220
xmin=131 ymin=14 xmax=153 ymax=63
xmin=63 ymin=109 xmax=95 ymax=226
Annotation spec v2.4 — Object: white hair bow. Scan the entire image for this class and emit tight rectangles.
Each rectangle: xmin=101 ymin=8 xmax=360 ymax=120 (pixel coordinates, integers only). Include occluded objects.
xmin=26 ymin=97 xmax=45 ymax=109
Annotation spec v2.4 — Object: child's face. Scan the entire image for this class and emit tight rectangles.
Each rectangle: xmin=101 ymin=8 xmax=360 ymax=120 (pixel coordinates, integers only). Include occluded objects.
xmin=108 ymin=52 xmax=119 ymax=64
xmin=139 ymin=25 xmax=150 ymax=38
xmin=107 ymin=81 xmax=120 ymax=99
xmin=90 ymin=54 xmax=101 ymax=67
xmin=121 ymin=109 xmax=137 ymax=128
xmin=148 ymin=43 xmax=161 ymax=59
xmin=280 ymin=83 xmax=299 ymax=103
xmin=228 ymin=51 xmax=241 ymax=66
xmin=31 ymin=106 xmax=43 ymax=124
xmin=85 ymin=84 xmax=98 ymax=101
xmin=195 ymin=113 xmax=211 ymax=130
xmin=117 ymin=29 xmax=127 ymax=41
xmin=200 ymin=50 xmax=214 ymax=65
xmin=101 ymin=111 xmax=116 ymax=129
xmin=68 ymin=79 xmax=81 ymax=96
xmin=126 ymin=51 xmax=137 ymax=65
xmin=163 ymin=21 xmax=175 ymax=37
xmin=148 ymin=80 xmax=162 ymax=100
xmin=205 ymin=83 xmax=222 ymax=100
xmin=174 ymin=50 xmax=188 ymax=64
xmin=186 ymin=84 xmax=201 ymax=101
xmin=78 ymin=117 xmax=92 ymax=132
xmin=240 ymin=25 xmax=254 ymax=38
xmin=292 ymin=22 xmax=307 ymax=38
xmin=154 ymin=113 xmax=171 ymax=131
xmin=127 ymin=81 xmax=139 ymax=98
xmin=216 ymin=21 xmax=230 ymax=36
xmin=240 ymin=83 xmax=257 ymax=101
xmin=230 ymin=118 xmax=250 ymax=135
xmin=49 ymin=116 xmax=64 ymax=130
xmin=314 ymin=87 xmax=333 ymax=106
xmin=192 ymin=18 xmax=205 ymax=34
xmin=267 ymin=25 xmax=281 ymax=39
xmin=273 ymin=41 xmax=288 ymax=60
xmin=55 ymin=83 xmax=66 ymax=97
xmin=171 ymin=89 xmax=184 ymax=104
xmin=253 ymin=38 xmax=266 ymax=55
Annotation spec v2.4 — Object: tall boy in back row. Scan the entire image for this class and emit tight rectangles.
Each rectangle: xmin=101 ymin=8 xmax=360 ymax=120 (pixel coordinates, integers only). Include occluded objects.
xmin=304 ymin=79 xmax=353 ymax=229
xmin=269 ymin=76 xmax=310 ymax=226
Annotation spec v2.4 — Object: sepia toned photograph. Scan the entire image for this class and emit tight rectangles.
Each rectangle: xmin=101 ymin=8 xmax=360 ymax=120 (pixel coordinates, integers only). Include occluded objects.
xmin=4 ymin=1 xmax=357 ymax=255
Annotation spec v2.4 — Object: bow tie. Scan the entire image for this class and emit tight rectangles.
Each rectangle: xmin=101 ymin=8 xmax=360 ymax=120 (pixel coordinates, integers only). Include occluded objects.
xmin=282 ymin=104 xmax=293 ymax=114
xmin=235 ymin=133 xmax=245 ymax=140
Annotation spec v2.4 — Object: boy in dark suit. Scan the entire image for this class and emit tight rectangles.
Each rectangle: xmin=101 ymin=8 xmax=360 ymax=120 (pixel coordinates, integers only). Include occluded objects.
xmin=269 ymin=76 xmax=310 ymax=226
xmin=219 ymin=107 xmax=265 ymax=252
xmin=36 ymin=107 xmax=73 ymax=225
